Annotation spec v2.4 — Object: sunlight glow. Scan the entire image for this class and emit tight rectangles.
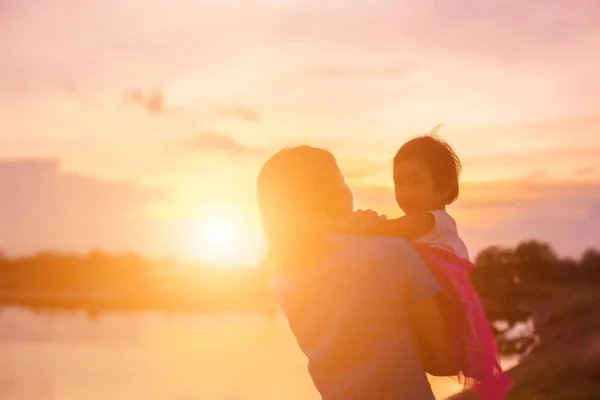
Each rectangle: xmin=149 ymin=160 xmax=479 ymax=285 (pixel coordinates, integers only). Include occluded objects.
xmin=201 ymin=218 xmax=237 ymax=248
xmin=195 ymin=216 xmax=242 ymax=266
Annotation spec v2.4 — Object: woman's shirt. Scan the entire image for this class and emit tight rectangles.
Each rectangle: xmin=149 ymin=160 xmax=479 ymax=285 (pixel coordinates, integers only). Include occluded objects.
xmin=271 ymin=234 xmax=440 ymax=400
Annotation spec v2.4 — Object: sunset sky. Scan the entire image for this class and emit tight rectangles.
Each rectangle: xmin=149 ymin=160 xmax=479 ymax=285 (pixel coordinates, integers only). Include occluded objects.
xmin=1 ymin=0 xmax=599 ymax=264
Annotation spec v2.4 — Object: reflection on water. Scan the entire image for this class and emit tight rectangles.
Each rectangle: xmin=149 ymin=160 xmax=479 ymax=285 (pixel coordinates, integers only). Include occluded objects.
xmin=0 ymin=308 xmax=516 ymax=400
xmin=493 ymin=317 xmax=539 ymax=357
xmin=503 ymin=318 xmax=535 ymax=341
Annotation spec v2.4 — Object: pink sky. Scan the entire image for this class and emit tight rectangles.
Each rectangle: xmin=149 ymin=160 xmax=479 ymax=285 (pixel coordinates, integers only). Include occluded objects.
xmin=1 ymin=0 xmax=599 ymax=263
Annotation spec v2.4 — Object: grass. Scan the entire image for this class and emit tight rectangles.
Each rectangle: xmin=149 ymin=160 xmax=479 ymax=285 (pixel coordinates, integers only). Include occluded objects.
xmin=505 ymin=353 xmax=600 ymax=400
xmin=450 ymin=284 xmax=600 ymax=400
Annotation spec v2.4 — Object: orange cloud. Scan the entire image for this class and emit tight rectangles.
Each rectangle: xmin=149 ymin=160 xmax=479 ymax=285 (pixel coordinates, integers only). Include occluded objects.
xmin=463 ymin=147 xmax=600 ymax=168
xmin=0 ymin=159 xmax=164 ymax=256
xmin=574 ymin=166 xmax=596 ymax=177
xmin=217 ymin=107 xmax=260 ymax=122
xmin=518 ymin=170 xmax=547 ymax=182
xmin=169 ymin=132 xmax=267 ymax=157
xmin=299 ymin=62 xmax=422 ymax=82
xmin=336 ymin=157 xmax=390 ymax=181
xmin=123 ymin=88 xmax=166 ymax=116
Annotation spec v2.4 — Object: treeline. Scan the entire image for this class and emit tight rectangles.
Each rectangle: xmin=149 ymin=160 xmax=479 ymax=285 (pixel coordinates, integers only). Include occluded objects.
xmin=0 ymin=241 xmax=598 ymax=301
xmin=0 ymin=250 xmax=162 ymax=293
xmin=471 ymin=240 xmax=600 ymax=296
xmin=0 ymin=250 xmax=270 ymax=311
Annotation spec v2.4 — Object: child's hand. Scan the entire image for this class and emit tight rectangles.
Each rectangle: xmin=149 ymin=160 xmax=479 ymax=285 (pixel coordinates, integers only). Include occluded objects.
xmin=352 ymin=209 xmax=387 ymax=233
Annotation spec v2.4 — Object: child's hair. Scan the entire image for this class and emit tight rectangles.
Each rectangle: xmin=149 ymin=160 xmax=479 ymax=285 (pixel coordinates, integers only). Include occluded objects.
xmin=393 ymin=126 xmax=462 ymax=204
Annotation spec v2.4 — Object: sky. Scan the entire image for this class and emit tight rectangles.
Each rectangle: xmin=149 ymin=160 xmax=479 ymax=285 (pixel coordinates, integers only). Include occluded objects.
xmin=1 ymin=0 xmax=599 ymax=264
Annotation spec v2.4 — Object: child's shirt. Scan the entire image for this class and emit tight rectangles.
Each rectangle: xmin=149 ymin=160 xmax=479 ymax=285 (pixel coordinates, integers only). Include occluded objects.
xmin=413 ymin=210 xmax=470 ymax=261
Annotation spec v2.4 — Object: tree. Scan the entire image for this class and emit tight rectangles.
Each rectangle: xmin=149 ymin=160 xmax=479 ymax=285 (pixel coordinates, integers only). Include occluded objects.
xmin=514 ymin=240 xmax=559 ymax=284
xmin=475 ymin=246 xmax=518 ymax=270
xmin=471 ymin=246 xmax=518 ymax=295
xmin=554 ymin=257 xmax=583 ymax=283
xmin=580 ymin=248 xmax=600 ymax=283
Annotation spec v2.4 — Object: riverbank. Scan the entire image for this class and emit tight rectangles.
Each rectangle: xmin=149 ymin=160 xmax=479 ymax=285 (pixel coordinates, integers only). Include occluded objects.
xmin=450 ymin=284 xmax=600 ymax=399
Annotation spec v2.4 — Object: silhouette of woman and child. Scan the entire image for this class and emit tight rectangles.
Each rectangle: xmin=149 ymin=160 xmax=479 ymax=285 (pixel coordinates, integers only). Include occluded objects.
xmin=256 ymin=128 xmax=513 ymax=399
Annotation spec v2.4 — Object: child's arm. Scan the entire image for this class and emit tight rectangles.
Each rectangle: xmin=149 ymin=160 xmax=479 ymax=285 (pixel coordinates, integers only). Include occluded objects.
xmin=297 ymin=210 xmax=434 ymax=239
xmin=371 ymin=213 xmax=435 ymax=240
xmin=297 ymin=213 xmax=355 ymax=234
xmin=298 ymin=209 xmax=385 ymax=234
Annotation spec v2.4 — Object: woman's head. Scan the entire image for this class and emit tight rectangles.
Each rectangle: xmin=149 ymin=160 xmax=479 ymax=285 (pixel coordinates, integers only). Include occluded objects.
xmin=393 ymin=131 xmax=461 ymax=214
xmin=257 ymin=146 xmax=353 ymax=268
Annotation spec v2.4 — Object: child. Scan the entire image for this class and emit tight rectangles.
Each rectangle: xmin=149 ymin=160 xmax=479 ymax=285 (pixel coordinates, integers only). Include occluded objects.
xmin=360 ymin=132 xmax=469 ymax=260
xmin=316 ymin=132 xmax=513 ymax=399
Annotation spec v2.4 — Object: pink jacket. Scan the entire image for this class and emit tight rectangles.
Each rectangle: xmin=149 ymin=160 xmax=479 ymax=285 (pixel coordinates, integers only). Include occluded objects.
xmin=416 ymin=244 xmax=514 ymax=400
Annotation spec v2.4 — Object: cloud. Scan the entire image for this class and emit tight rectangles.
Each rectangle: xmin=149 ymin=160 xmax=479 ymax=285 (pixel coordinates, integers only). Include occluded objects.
xmin=6 ymin=1 xmax=600 ymax=83
xmin=463 ymin=147 xmax=600 ymax=167
xmin=217 ymin=107 xmax=260 ymax=122
xmin=574 ymin=166 xmax=596 ymax=176
xmin=123 ymin=88 xmax=261 ymax=125
xmin=450 ymin=121 xmax=600 ymax=179
xmin=0 ymin=158 xmax=165 ymax=256
xmin=470 ymin=114 xmax=600 ymax=135
xmin=413 ymin=1 xmax=600 ymax=64
xmin=123 ymin=88 xmax=166 ymax=116
xmin=518 ymin=170 xmax=547 ymax=182
xmin=0 ymin=158 xmax=263 ymax=261
xmin=592 ymin=203 xmax=600 ymax=219
xmin=122 ymin=88 xmax=261 ymax=130
xmin=265 ymin=0 xmax=600 ymax=64
xmin=58 ymin=80 xmax=78 ymax=95
xmin=4 ymin=0 xmax=600 ymax=128
xmin=344 ymin=169 xmax=377 ymax=181
xmin=169 ymin=132 xmax=267 ymax=157
xmin=298 ymin=62 xmax=422 ymax=82
xmin=122 ymin=87 xmax=197 ymax=128
xmin=336 ymin=157 xmax=390 ymax=181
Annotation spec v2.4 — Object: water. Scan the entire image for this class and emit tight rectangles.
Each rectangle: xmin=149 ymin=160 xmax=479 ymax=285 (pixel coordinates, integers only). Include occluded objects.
xmin=0 ymin=308 xmax=517 ymax=400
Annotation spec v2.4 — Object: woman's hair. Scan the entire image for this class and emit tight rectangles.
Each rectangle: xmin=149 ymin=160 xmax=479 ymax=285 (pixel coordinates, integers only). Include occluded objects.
xmin=256 ymin=146 xmax=352 ymax=270
xmin=393 ymin=128 xmax=462 ymax=204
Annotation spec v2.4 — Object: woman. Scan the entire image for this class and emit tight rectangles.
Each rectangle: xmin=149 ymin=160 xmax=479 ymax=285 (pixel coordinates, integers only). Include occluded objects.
xmin=257 ymin=146 xmax=453 ymax=400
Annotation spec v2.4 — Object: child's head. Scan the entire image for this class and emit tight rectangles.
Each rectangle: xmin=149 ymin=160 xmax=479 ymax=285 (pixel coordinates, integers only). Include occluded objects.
xmin=392 ymin=130 xmax=461 ymax=214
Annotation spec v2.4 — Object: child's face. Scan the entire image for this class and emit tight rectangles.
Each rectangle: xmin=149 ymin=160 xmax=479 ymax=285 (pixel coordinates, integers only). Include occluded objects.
xmin=393 ymin=159 xmax=447 ymax=214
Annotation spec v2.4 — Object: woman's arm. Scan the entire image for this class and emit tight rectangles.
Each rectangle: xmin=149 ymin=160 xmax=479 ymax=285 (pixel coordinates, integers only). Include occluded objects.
xmin=409 ymin=293 xmax=458 ymax=376
xmin=373 ymin=237 xmax=455 ymax=376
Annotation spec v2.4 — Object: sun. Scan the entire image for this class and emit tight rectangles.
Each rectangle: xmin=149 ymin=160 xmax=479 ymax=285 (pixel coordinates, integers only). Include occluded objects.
xmin=196 ymin=216 xmax=241 ymax=265
xmin=201 ymin=218 xmax=237 ymax=247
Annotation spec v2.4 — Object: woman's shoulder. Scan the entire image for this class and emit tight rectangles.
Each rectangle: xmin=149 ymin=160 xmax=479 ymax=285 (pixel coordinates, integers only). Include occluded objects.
xmin=328 ymin=233 xmax=414 ymax=250
xmin=325 ymin=234 xmax=425 ymax=270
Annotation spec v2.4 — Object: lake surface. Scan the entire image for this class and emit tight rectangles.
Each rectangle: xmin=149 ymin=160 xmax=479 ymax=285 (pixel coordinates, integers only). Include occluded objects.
xmin=0 ymin=307 xmax=518 ymax=400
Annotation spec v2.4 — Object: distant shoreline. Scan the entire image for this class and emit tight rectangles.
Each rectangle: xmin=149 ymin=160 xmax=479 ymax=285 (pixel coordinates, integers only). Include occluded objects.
xmin=0 ymin=290 xmax=274 ymax=315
